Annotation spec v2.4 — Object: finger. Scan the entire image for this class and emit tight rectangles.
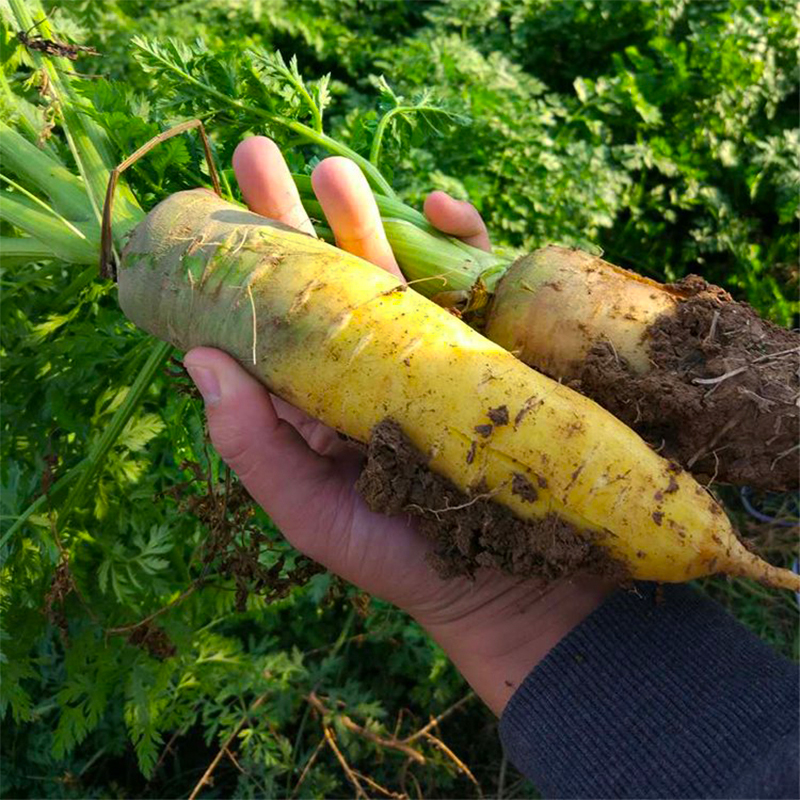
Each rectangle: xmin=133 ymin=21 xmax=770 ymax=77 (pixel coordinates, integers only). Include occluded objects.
xmin=232 ymin=136 xmax=316 ymax=236
xmin=311 ymin=157 xmax=403 ymax=278
xmin=271 ymin=394 xmax=356 ymax=461
xmin=183 ymin=347 xmax=337 ymax=535
xmin=423 ymin=191 xmax=491 ymax=252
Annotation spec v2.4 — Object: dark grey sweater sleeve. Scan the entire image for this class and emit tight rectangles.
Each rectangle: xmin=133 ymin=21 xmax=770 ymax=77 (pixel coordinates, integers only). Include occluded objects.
xmin=499 ymin=583 xmax=799 ymax=799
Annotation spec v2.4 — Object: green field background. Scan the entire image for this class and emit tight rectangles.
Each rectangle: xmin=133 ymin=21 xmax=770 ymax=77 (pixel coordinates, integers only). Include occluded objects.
xmin=2 ymin=1 xmax=797 ymax=797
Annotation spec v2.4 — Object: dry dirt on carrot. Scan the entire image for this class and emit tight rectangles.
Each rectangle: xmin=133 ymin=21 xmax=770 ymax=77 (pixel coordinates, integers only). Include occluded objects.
xmin=356 ymin=419 xmax=629 ymax=582
xmin=577 ymin=276 xmax=799 ymax=491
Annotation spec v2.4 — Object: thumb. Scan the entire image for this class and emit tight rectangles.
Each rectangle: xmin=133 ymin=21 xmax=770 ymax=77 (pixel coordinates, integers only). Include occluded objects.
xmin=183 ymin=347 xmax=333 ymax=535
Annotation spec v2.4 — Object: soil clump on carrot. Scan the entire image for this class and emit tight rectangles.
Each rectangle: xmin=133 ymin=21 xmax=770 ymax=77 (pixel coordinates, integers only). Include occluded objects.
xmin=356 ymin=419 xmax=629 ymax=582
xmin=576 ymin=276 xmax=799 ymax=490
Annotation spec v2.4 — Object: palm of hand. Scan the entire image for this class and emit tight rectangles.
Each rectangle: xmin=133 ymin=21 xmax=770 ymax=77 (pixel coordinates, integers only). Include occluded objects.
xmin=268 ymin=394 xmax=434 ymax=606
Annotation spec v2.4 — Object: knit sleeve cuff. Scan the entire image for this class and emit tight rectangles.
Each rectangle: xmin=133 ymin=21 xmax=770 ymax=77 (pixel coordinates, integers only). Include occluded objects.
xmin=499 ymin=583 xmax=799 ymax=799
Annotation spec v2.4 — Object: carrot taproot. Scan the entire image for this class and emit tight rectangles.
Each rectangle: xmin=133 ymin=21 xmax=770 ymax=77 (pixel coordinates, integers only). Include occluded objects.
xmin=116 ymin=188 xmax=800 ymax=592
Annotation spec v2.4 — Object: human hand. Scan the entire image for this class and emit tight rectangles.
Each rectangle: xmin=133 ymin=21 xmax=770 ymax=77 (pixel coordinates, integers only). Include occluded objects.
xmin=184 ymin=137 xmax=612 ymax=714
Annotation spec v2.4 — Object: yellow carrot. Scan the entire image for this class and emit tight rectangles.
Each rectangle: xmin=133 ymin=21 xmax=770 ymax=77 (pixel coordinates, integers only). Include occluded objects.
xmin=117 ymin=189 xmax=800 ymax=591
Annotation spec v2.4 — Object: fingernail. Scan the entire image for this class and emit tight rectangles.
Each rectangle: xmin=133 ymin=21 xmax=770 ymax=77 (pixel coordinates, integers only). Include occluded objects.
xmin=185 ymin=363 xmax=221 ymax=406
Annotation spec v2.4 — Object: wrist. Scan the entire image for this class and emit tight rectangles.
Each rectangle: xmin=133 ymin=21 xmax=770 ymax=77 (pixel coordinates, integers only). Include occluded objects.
xmin=415 ymin=574 xmax=614 ymax=715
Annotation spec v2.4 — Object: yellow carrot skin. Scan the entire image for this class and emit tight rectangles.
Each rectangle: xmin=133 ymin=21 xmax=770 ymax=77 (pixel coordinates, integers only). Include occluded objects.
xmin=117 ymin=189 xmax=799 ymax=591
xmin=484 ymin=246 xmax=682 ymax=377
